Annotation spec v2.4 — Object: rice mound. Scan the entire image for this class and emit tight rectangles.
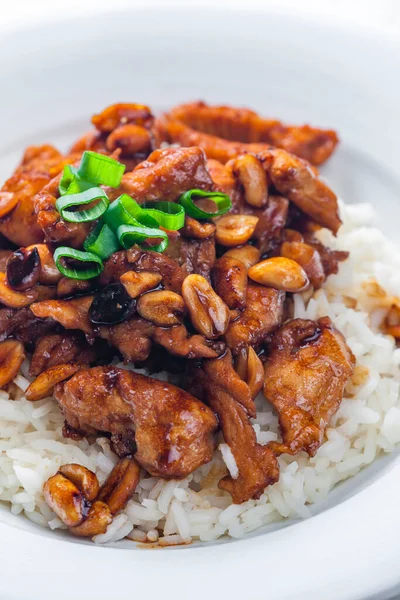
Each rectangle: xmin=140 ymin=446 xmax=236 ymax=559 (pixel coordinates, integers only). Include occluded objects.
xmin=1 ymin=201 xmax=400 ymax=546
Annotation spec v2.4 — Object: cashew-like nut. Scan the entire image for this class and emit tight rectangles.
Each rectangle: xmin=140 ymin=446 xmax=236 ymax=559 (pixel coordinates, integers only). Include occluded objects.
xmin=280 ymin=241 xmax=325 ymax=289
xmin=26 ymin=244 xmax=62 ymax=285
xmin=212 ymin=256 xmax=247 ymax=310
xmin=230 ymin=154 xmax=269 ymax=208
xmin=97 ymin=456 xmax=140 ymax=515
xmin=137 ymin=290 xmax=186 ymax=326
xmin=120 ymin=270 xmax=162 ymax=299
xmin=106 ymin=124 xmax=152 ymax=156
xmin=283 ymin=229 xmax=304 ymax=243
xmin=25 ymin=363 xmax=81 ymax=402
xmin=235 ymin=346 xmax=264 ymax=399
xmin=70 ymin=501 xmax=113 ymax=537
xmin=181 ymin=216 xmax=216 ymax=240
xmin=224 ymin=245 xmax=261 ymax=269
xmin=43 ymin=473 xmax=87 ymax=527
xmin=0 ymin=272 xmax=37 ymax=307
xmin=59 ymin=464 xmax=100 ymax=502
xmin=0 ymin=340 xmax=25 ymax=388
xmin=182 ymin=274 xmax=230 ymax=338
xmin=215 ymin=215 xmax=259 ymax=247
xmin=248 ymin=257 xmax=310 ymax=292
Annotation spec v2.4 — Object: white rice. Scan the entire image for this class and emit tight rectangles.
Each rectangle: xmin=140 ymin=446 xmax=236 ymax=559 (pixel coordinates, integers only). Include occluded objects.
xmin=1 ymin=200 xmax=400 ymax=545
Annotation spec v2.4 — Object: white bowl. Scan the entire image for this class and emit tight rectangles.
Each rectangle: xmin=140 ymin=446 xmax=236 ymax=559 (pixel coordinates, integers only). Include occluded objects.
xmin=0 ymin=8 xmax=399 ymax=600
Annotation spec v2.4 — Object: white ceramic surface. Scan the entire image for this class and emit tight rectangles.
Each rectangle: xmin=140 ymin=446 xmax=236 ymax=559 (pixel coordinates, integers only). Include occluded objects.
xmin=0 ymin=8 xmax=399 ymax=600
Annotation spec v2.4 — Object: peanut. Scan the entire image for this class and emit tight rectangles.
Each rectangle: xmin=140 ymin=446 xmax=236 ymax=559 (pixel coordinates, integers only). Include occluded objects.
xmin=248 ymin=257 xmax=309 ymax=292
xmin=215 ymin=215 xmax=259 ymax=247
xmin=181 ymin=216 xmax=216 ymax=240
xmin=26 ymin=363 xmax=81 ymax=402
xmin=280 ymin=241 xmax=325 ymax=289
xmin=0 ymin=340 xmax=25 ymax=388
xmin=137 ymin=290 xmax=185 ymax=326
xmin=43 ymin=473 xmax=86 ymax=527
xmin=212 ymin=256 xmax=247 ymax=310
xmin=59 ymin=464 xmax=100 ymax=502
xmin=235 ymin=346 xmax=264 ymax=399
xmin=97 ymin=456 xmax=140 ymax=515
xmin=231 ymin=154 xmax=268 ymax=207
xmin=106 ymin=124 xmax=152 ymax=156
xmin=182 ymin=274 xmax=230 ymax=338
xmin=120 ymin=270 xmax=162 ymax=299
xmin=224 ymin=245 xmax=261 ymax=269
xmin=0 ymin=272 xmax=37 ymax=308
xmin=70 ymin=501 xmax=113 ymax=537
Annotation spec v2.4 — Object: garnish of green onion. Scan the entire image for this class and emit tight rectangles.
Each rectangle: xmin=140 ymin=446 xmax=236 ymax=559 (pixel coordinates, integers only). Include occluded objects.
xmin=141 ymin=201 xmax=185 ymax=231
xmin=77 ymin=151 xmax=126 ymax=188
xmin=116 ymin=224 xmax=169 ymax=253
xmin=83 ymin=222 xmax=120 ymax=260
xmin=55 ymin=187 xmax=110 ymax=223
xmin=178 ymin=189 xmax=232 ymax=219
xmin=103 ymin=194 xmax=159 ymax=229
xmin=54 ymin=247 xmax=104 ymax=280
xmin=59 ymin=165 xmax=93 ymax=196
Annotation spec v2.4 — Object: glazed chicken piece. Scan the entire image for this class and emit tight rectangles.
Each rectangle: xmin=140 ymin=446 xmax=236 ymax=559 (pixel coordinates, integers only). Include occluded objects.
xmin=55 ymin=366 xmax=218 ymax=478
xmin=194 ymin=351 xmax=279 ymax=503
xmin=264 ymin=317 xmax=355 ymax=457
xmin=233 ymin=195 xmax=289 ymax=254
xmin=166 ymin=101 xmax=338 ymax=165
xmin=0 ymin=145 xmax=78 ymax=246
xmin=225 ymin=285 xmax=286 ymax=354
xmin=109 ymin=146 xmax=213 ymax=202
xmin=29 ymin=333 xmax=99 ymax=377
xmin=0 ymin=307 xmax=57 ymax=346
xmin=167 ymin=235 xmax=216 ymax=281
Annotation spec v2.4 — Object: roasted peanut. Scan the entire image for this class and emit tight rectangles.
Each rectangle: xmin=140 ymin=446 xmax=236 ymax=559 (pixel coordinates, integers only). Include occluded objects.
xmin=30 ymin=296 xmax=94 ymax=335
xmin=215 ymin=215 xmax=259 ymax=247
xmin=26 ymin=363 xmax=81 ymax=402
xmin=137 ymin=290 xmax=185 ymax=326
xmin=212 ymin=256 xmax=247 ymax=310
xmin=106 ymin=124 xmax=152 ymax=156
xmin=97 ymin=456 xmax=140 ymax=515
xmin=248 ymin=257 xmax=310 ymax=292
xmin=26 ymin=244 xmax=61 ymax=285
xmin=43 ymin=473 xmax=87 ymax=527
xmin=235 ymin=346 xmax=264 ymax=399
xmin=230 ymin=154 xmax=269 ymax=207
xmin=283 ymin=229 xmax=304 ymax=243
xmin=59 ymin=464 xmax=100 ymax=502
xmin=0 ymin=191 xmax=18 ymax=218
xmin=224 ymin=245 xmax=261 ymax=269
xmin=92 ymin=103 xmax=154 ymax=133
xmin=120 ymin=270 xmax=162 ymax=299
xmin=0 ymin=340 xmax=25 ymax=388
xmin=0 ymin=272 xmax=37 ymax=307
xmin=181 ymin=216 xmax=216 ymax=240
xmin=70 ymin=501 xmax=113 ymax=537
xmin=182 ymin=274 xmax=230 ymax=338
xmin=281 ymin=241 xmax=325 ymax=289
xmin=6 ymin=248 xmax=40 ymax=291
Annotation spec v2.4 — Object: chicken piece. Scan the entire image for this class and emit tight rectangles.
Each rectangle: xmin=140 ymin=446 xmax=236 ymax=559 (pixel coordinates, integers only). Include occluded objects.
xmin=303 ymin=233 xmax=349 ymax=279
xmin=69 ymin=130 xmax=107 ymax=155
xmin=195 ymin=351 xmax=279 ymax=503
xmin=108 ymin=147 xmax=213 ymax=202
xmin=0 ymin=307 xmax=57 ymax=346
xmin=34 ymin=169 xmax=91 ymax=248
xmin=225 ymin=285 xmax=285 ymax=354
xmin=167 ymin=101 xmax=338 ymax=165
xmin=206 ymin=159 xmax=240 ymax=203
xmin=30 ymin=297 xmax=94 ymax=335
xmin=173 ymin=236 xmax=216 ymax=280
xmin=55 ymin=366 xmax=218 ymax=478
xmin=29 ymin=333 xmax=98 ymax=377
xmin=264 ymin=317 xmax=355 ymax=457
xmin=152 ymin=324 xmax=224 ymax=359
xmin=98 ymin=318 xmax=154 ymax=363
xmin=91 ymin=103 xmax=154 ymax=134
xmin=0 ymin=145 xmax=79 ymax=246
xmin=233 ymin=195 xmax=289 ymax=254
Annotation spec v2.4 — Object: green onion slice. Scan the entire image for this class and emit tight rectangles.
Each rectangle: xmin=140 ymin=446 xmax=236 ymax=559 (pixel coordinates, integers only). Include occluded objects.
xmin=59 ymin=165 xmax=93 ymax=196
xmin=141 ymin=201 xmax=185 ymax=231
xmin=77 ymin=151 xmax=125 ymax=188
xmin=83 ymin=222 xmax=120 ymax=260
xmin=116 ymin=224 xmax=169 ymax=253
xmin=54 ymin=247 xmax=104 ymax=280
xmin=103 ymin=194 xmax=159 ymax=229
xmin=55 ymin=187 xmax=110 ymax=223
xmin=178 ymin=189 xmax=232 ymax=219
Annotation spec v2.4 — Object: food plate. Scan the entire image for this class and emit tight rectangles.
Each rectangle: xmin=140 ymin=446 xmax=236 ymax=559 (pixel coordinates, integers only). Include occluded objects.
xmin=0 ymin=7 xmax=399 ymax=600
